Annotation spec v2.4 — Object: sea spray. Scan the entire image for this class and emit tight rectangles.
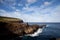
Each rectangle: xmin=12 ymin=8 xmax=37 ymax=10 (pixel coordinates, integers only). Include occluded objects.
xmin=25 ymin=28 xmax=43 ymax=37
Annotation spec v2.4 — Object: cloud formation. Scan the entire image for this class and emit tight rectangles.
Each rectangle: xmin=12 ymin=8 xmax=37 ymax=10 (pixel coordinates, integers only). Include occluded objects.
xmin=0 ymin=0 xmax=60 ymax=22
xmin=27 ymin=0 xmax=37 ymax=4
xmin=0 ymin=5 xmax=60 ymax=22
xmin=44 ymin=2 xmax=51 ymax=6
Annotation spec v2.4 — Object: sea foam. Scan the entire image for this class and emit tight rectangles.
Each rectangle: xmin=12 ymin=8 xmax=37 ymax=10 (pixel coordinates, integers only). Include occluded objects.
xmin=25 ymin=28 xmax=43 ymax=37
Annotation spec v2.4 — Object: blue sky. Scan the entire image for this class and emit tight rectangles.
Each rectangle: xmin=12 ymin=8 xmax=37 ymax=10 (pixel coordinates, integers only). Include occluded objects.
xmin=0 ymin=0 xmax=60 ymax=22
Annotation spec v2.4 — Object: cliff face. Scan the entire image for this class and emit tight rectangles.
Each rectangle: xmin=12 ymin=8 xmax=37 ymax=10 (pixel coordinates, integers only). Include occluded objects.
xmin=0 ymin=16 xmax=23 ymax=38
xmin=1 ymin=22 xmax=39 ymax=36
xmin=0 ymin=16 xmax=39 ymax=36
xmin=0 ymin=16 xmax=46 ymax=39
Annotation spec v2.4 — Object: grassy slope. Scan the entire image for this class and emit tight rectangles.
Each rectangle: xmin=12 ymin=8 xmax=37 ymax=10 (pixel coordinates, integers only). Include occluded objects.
xmin=0 ymin=16 xmax=22 ymax=22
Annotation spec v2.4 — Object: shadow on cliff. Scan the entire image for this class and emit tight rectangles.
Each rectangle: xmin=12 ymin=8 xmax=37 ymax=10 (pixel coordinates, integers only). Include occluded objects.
xmin=0 ymin=22 xmax=56 ymax=40
xmin=0 ymin=22 xmax=19 ymax=40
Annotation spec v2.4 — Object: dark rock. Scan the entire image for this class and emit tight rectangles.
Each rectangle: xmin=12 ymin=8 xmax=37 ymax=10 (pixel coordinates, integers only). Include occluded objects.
xmin=0 ymin=16 xmax=46 ymax=40
xmin=5 ymin=23 xmax=40 ymax=36
xmin=49 ymin=37 xmax=56 ymax=40
xmin=24 ymin=25 xmax=39 ymax=34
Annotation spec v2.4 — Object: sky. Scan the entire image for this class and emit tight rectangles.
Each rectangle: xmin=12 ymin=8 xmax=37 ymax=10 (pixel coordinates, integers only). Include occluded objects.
xmin=0 ymin=0 xmax=60 ymax=22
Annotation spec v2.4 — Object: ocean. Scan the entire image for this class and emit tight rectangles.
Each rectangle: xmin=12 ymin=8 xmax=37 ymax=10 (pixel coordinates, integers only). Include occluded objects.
xmin=20 ymin=22 xmax=60 ymax=40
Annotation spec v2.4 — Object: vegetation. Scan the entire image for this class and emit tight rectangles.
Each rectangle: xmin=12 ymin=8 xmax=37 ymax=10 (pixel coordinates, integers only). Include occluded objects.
xmin=0 ymin=16 xmax=23 ymax=22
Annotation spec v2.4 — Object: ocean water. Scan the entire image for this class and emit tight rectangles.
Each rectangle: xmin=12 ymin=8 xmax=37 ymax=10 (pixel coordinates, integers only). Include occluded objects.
xmin=21 ymin=22 xmax=60 ymax=40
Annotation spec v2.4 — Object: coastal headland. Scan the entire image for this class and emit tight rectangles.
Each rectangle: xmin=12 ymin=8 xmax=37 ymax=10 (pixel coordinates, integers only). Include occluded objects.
xmin=0 ymin=16 xmax=46 ymax=40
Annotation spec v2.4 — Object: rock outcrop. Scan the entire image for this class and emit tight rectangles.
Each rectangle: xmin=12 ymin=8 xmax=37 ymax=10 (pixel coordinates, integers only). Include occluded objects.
xmin=1 ymin=22 xmax=40 ymax=36
xmin=0 ymin=16 xmax=46 ymax=40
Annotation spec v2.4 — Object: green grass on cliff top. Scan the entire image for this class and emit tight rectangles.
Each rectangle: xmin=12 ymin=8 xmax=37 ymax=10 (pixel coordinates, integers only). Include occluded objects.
xmin=0 ymin=16 xmax=22 ymax=21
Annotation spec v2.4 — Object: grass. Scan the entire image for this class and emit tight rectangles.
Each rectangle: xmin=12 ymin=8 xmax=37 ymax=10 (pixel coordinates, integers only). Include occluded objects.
xmin=0 ymin=16 xmax=22 ymax=21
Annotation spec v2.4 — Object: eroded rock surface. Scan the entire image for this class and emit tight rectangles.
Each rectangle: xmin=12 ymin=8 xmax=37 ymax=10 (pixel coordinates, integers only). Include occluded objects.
xmin=0 ymin=16 xmax=46 ymax=39
xmin=4 ymin=22 xmax=40 ymax=36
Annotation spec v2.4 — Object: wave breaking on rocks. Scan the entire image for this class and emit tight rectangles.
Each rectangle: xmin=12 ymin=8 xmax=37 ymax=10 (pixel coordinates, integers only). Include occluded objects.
xmin=0 ymin=16 xmax=46 ymax=39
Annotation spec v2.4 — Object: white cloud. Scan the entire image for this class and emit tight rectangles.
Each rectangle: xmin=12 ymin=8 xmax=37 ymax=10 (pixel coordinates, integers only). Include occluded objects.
xmin=27 ymin=0 xmax=37 ymax=4
xmin=26 ymin=0 xmax=37 ymax=7
xmin=1 ymin=0 xmax=16 ymax=5
xmin=0 ymin=5 xmax=60 ymax=22
xmin=44 ymin=2 xmax=51 ymax=6
xmin=0 ymin=0 xmax=16 ymax=8
xmin=18 ymin=4 xmax=23 ymax=6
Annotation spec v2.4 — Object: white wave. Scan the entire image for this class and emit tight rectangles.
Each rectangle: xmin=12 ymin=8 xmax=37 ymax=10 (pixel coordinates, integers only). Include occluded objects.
xmin=25 ymin=28 xmax=43 ymax=37
xmin=46 ymin=25 xmax=49 ymax=27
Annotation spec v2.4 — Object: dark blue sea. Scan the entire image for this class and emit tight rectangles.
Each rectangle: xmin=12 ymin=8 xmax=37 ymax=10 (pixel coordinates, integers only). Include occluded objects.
xmin=20 ymin=22 xmax=60 ymax=40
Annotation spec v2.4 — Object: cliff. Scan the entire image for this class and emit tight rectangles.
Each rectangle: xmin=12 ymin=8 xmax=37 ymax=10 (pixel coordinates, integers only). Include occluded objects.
xmin=0 ymin=16 xmax=24 ymax=39
xmin=0 ymin=16 xmax=46 ymax=40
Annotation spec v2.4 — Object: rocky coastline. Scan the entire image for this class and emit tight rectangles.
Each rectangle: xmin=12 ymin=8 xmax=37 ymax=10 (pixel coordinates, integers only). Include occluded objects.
xmin=0 ymin=16 xmax=46 ymax=40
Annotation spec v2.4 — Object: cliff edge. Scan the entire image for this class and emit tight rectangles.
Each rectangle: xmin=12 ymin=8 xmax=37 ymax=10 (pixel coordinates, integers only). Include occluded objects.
xmin=0 ymin=16 xmax=46 ymax=40
xmin=0 ymin=16 xmax=23 ymax=23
